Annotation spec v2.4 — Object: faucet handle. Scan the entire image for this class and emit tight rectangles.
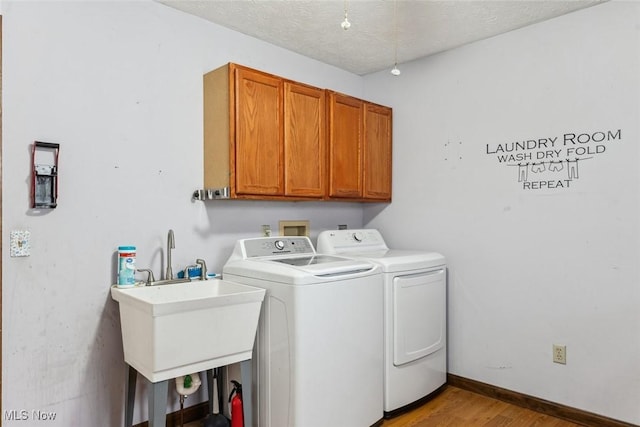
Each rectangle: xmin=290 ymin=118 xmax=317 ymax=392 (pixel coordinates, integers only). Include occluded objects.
xmin=196 ymin=259 xmax=208 ymax=281
xmin=136 ymin=269 xmax=156 ymax=286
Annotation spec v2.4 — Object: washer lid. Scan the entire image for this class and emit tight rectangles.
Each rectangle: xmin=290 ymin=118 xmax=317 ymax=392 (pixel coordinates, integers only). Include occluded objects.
xmin=269 ymin=254 xmax=374 ymax=275
xmin=223 ymin=255 xmax=378 ymax=285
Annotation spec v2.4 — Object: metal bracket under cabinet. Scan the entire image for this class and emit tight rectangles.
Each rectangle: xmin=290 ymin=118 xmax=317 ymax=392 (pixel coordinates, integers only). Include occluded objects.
xmin=192 ymin=187 xmax=231 ymax=201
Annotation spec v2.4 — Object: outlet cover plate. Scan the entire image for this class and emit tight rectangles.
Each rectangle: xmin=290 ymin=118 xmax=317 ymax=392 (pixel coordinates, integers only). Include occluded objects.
xmin=553 ymin=344 xmax=566 ymax=364
xmin=10 ymin=230 xmax=31 ymax=257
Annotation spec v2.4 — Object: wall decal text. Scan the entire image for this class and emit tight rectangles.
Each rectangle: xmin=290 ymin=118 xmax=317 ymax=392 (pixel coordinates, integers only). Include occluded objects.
xmin=485 ymin=129 xmax=621 ymax=190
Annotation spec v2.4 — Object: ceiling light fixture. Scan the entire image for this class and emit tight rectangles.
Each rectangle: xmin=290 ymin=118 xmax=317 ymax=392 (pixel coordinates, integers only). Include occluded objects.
xmin=391 ymin=0 xmax=401 ymax=76
xmin=341 ymin=0 xmax=351 ymax=30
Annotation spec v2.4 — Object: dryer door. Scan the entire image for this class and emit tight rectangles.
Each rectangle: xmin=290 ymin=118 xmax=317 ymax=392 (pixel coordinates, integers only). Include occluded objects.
xmin=393 ymin=268 xmax=446 ymax=366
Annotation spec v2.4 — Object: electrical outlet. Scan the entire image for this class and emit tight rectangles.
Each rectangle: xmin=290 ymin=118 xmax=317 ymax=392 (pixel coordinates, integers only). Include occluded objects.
xmin=553 ymin=344 xmax=566 ymax=364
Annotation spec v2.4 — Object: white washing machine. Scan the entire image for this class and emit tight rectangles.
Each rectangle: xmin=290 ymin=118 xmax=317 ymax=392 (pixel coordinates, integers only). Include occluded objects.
xmin=317 ymin=229 xmax=446 ymax=418
xmin=223 ymin=236 xmax=383 ymax=427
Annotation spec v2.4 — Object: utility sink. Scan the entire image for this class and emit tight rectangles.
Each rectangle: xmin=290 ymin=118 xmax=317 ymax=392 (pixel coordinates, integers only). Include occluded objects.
xmin=111 ymin=280 xmax=265 ymax=383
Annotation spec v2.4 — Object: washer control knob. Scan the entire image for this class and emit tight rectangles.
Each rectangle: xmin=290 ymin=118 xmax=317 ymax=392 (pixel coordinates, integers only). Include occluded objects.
xmin=352 ymin=232 xmax=364 ymax=242
xmin=274 ymin=240 xmax=285 ymax=250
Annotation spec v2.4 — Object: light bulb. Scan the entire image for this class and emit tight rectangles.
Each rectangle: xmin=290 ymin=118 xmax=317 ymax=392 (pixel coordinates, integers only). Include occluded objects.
xmin=341 ymin=16 xmax=351 ymax=30
xmin=391 ymin=65 xmax=401 ymax=76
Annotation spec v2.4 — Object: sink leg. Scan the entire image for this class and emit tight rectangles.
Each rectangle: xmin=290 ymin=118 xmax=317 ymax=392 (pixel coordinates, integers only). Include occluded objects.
xmin=207 ymin=369 xmax=215 ymax=415
xmin=149 ymin=380 xmax=169 ymax=427
xmin=125 ymin=366 xmax=137 ymax=427
xmin=240 ymin=359 xmax=253 ymax=427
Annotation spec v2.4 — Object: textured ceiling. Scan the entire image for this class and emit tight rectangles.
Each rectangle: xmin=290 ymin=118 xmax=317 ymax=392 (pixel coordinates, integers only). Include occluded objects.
xmin=157 ymin=0 xmax=605 ymax=75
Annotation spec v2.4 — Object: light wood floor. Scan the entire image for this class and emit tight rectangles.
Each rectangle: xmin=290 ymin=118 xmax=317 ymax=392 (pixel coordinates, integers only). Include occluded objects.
xmin=381 ymin=386 xmax=582 ymax=426
xmin=186 ymin=385 xmax=582 ymax=426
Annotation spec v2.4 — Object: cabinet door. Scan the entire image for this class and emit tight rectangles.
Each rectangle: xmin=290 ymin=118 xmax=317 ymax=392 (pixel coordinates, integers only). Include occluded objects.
xmin=233 ymin=66 xmax=284 ymax=196
xmin=363 ymin=103 xmax=392 ymax=200
xmin=284 ymin=82 xmax=326 ymax=198
xmin=328 ymin=92 xmax=363 ymax=198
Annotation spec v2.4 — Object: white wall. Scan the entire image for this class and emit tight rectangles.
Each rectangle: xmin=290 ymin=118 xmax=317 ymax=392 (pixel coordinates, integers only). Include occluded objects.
xmin=1 ymin=1 xmax=365 ymax=425
xmin=364 ymin=1 xmax=640 ymax=424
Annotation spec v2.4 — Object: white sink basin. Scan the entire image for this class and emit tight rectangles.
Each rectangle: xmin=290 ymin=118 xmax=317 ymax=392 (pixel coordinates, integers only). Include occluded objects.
xmin=111 ymin=280 xmax=265 ymax=382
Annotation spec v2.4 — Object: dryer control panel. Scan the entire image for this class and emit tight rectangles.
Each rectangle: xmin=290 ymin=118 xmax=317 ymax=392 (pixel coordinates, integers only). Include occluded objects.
xmin=317 ymin=229 xmax=388 ymax=253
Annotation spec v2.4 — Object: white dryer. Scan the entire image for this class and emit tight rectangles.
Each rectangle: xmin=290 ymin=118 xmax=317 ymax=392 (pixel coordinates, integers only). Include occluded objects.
xmin=317 ymin=229 xmax=446 ymax=418
xmin=223 ymin=236 xmax=383 ymax=427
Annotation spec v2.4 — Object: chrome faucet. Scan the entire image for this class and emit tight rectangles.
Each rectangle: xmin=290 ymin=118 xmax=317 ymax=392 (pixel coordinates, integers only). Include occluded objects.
xmin=166 ymin=229 xmax=175 ymax=280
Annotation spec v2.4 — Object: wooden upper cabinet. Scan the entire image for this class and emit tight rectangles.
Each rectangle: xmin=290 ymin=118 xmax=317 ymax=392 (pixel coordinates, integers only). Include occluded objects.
xmin=284 ymin=82 xmax=326 ymax=197
xmin=233 ymin=66 xmax=284 ymax=196
xmin=328 ymin=92 xmax=364 ymax=198
xmin=203 ymin=63 xmax=391 ymax=202
xmin=203 ymin=63 xmax=325 ymax=200
xmin=363 ymin=103 xmax=392 ymax=201
xmin=328 ymin=92 xmax=392 ymax=201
